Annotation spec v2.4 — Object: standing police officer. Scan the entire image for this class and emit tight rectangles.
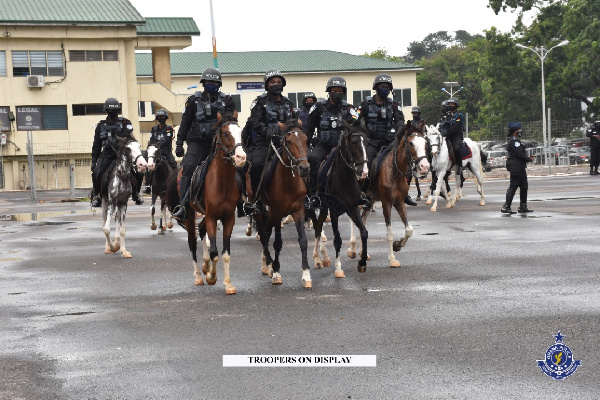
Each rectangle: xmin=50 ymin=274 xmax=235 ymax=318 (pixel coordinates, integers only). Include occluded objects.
xmin=246 ymin=69 xmax=297 ymax=212
xmin=501 ymin=122 xmax=535 ymax=214
xmin=357 ymin=73 xmax=415 ymax=206
xmin=91 ymin=97 xmax=144 ymax=207
xmin=444 ymin=97 xmax=464 ymax=176
xmin=298 ymin=92 xmax=317 ymax=127
xmin=586 ymin=120 xmax=600 ymax=175
xmin=305 ymin=76 xmax=359 ymax=207
xmin=148 ymin=109 xmax=177 ymax=170
xmin=172 ymin=67 xmax=236 ymax=220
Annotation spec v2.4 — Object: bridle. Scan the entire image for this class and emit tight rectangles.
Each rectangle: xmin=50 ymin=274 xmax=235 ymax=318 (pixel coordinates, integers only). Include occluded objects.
xmin=271 ymin=128 xmax=308 ymax=178
xmin=391 ymin=131 xmax=427 ymax=180
xmin=339 ymin=131 xmax=367 ymax=179
xmin=214 ymin=121 xmax=243 ymax=166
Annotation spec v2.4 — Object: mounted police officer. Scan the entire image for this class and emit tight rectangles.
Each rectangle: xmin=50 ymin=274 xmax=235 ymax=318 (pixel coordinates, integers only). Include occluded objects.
xmin=444 ymin=97 xmax=464 ymax=176
xmin=501 ymin=122 xmax=535 ymax=214
xmin=298 ymin=92 xmax=317 ymax=127
xmin=148 ymin=109 xmax=177 ymax=170
xmin=411 ymin=106 xmax=425 ymax=128
xmin=357 ymin=73 xmax=415 ymax=206
xmin=90 ymin=97 xmax=144 ymax=207
xmin=246 ymin=69 xmax=297 ymax=213
xmin=586 ymin=120 xmax=600 ymax=175
xmin=305 ymin=76 xmax=359 ymax=207
xmin=172 ymin=67 xmax=236 ymax=220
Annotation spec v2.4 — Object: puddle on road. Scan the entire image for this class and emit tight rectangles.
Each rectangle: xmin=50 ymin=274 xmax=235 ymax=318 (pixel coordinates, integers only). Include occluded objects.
xmin=0 ymin=210 xmax=91 ymax=224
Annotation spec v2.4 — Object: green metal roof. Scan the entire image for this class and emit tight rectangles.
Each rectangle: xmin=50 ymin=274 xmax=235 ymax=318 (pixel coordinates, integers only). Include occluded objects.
xmin=0 ymin=0 xmax=145 ymax=25
xmin=136 ymin=17 xmax=199 ymax=36
xmin=136 ymin=50 xmax=418 ymax=76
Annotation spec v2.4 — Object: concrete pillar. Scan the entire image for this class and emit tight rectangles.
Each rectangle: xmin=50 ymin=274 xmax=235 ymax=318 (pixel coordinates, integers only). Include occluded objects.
xmin=123 ymin=38 xmax=141 ymax=136
xmin=152 ymin=47 xmax=172 ymax=90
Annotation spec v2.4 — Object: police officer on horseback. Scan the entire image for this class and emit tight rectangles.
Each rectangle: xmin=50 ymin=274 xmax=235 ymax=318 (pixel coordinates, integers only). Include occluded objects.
xmin=246 ymin=69 xmax=297 ymax=213
xmin=298 ymin=92 xmax=317 ymax=127
xmin=172 ymin=67 xmax=236 ymax=221
xmin=148 ymin=109 xmax=177 ymax=170
xmin=357 ymin=73 xmax=415 ymax=206
xmin=305 ymin=76 xmax=358 ymax=208
xmin=411 ymin=106 xmax=425 ymax=127
xmin=444 ymin=97 xmax=464 ymax=176
xmin=90 ymin=97 xmax=144 ymax=207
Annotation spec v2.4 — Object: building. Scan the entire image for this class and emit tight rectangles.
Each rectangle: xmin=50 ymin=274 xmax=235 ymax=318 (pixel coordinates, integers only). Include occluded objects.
xmin=0 ymin=0 xmax=420 ymax=192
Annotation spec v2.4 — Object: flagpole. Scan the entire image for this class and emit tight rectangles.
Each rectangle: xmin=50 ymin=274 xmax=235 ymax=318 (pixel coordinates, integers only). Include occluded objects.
xmin=209 ymin=0 xmax=218 ymax=68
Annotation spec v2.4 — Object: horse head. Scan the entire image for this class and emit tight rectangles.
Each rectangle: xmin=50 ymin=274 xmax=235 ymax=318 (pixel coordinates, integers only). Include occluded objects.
xmin=342 ymin=119 xmax=369 ymax=180
xmin=424 ymin=125 xmax=443 ymax=157
xmin=402 ymin=120 xmax=430 ymax=176
xmin=146 ymin=144 xmax=160 ymax=172
xmin=214 ymin=112 xmax=247 ymax=168
xmin=280 ymin=119 xmax=309 ymax=178
xmin=116 ymin=136 xmax=147 ymax=173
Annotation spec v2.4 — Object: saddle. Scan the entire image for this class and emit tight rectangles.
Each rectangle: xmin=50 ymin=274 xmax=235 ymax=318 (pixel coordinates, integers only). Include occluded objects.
xmin=100 ymin=160 xmax=137 ymax=196
xmin=317 ymin=146 xmax=338 ymax=190
xmin=446 ymin=140 xmax=472 ymax=163
xmin=370 ymin=144 xmax=394 ymax=184
xmin=260 ymin=148 xmax=283 ymax=194
xmin=190 ymin=153 xmax=216 ymax=211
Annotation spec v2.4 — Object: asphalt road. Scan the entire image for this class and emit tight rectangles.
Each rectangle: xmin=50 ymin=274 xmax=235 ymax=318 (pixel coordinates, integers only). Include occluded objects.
xmin=1 ymin=172 xmax=599 ymax=400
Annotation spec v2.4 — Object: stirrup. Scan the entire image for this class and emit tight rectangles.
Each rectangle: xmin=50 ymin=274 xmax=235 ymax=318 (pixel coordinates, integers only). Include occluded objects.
xmin=91 ymin=196 xmax=102 ymax=208
xmin=133 ymin=194 xmax=144 ymax=205
xmin=172 ymin=204 xmax=186 ymax=220
xmin=243 ymin=202 xmax=255 ymax=216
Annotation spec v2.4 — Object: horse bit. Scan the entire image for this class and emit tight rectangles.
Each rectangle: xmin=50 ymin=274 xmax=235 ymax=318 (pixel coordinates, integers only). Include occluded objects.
xmin=270 ymin=129 xmax=307 ymax=178
xmin=215 ymin=122 xmax=242 ymax=165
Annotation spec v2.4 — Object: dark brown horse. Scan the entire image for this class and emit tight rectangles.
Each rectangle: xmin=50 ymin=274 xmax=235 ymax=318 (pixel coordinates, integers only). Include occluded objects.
xmin=309 ymin=121 xmax=370 ymax=277
xmin=251 ymin=120 xmax=311 ymax=287
xmin=167 ymin=113 xmax=246 ymax=294
xmin=146 ymin=144 xmax=174 ymax=234
xmin=348 ymin=120 xmax=430 ymax=267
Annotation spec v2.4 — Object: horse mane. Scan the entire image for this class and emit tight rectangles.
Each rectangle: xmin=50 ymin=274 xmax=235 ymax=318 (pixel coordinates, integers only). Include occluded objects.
xmin=284 ymin=118 xmax=303 ymax=133
xmin=220 ymin=112 xmax=238 ymax=125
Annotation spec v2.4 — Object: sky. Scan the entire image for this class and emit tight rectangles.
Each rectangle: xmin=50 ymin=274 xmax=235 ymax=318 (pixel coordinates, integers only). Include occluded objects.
xmin=128 ymin=0 xmax=535 ymax=57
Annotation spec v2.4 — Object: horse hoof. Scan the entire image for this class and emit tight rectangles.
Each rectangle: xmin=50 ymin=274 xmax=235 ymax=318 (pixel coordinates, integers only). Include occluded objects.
xmin=357 ymin=265 xmax=367 ymax=273
xmin=104 ymin=247 xmax=111 ymax=254
xmin=325 ymin=215 xmax=331 ymax=223
xmin=246 ymin=226 xmax=252 ymax=236
xmin=225 ymin=286 xmax=237 ymax=295
xmin=393 ymin=241 xmax=402 ymax=252
xmin=347 ymin=250 xmax=356 ymax=259
xmin=314 ymin=262 xmax=322 ymax=269
xmin=150 ymin=223 xmax=157 ymax=230
xmin=322 ymin=259 xmax=331 ymax=268
xmin=261 ymin=266 xmax=270 ymax=275
xmin=480 ymin=201 xmax=486 ymax=206
xmin=416 ymin=196 xmax=421 ymax=201
xmin=272 ymin=276 xmax=283 ymax=285
xmin=321 ymin=234 xmax=327 ymax=243
xmin=430 ymin=208 xmax=437 ymax=212
xmin=334 ymin=270 xmax=345 ymax=278
xmin=256 ymin=233 xmax=260 ymax=241
xmin=167 ymin=222 xmax=173 ymax=229
xmin=302 ymin=279 xmax=312 ymax=289
xmin=158 ymin=230 xmax=164 ymax=236
xmin=195 ymin=277 xmax=204 ymax=285
xmin=206 ymin=275 xmax=217 ymax=285
xmin=389 ymin=260 xmax=401 ymax=268
xmin=122 ymin=251 xmax=132 ymax=258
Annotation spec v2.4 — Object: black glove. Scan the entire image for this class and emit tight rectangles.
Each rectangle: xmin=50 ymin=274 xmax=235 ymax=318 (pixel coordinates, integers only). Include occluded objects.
xmin=266 ymin=125 xmax=281 ymax=139
xmin=91 ymin=161 xmax=96 ymax=172
xmin=175 ymin=145 xmax=184 ymax=157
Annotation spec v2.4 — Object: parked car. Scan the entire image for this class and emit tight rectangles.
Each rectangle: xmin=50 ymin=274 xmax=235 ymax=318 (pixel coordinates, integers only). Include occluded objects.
xmin=486 ymin=150 xmax=508 ymax=169
xmin=527 ymin=146 xmax=569 ymax=165
xmin=568 ymin=146 xmax=590 ymax=165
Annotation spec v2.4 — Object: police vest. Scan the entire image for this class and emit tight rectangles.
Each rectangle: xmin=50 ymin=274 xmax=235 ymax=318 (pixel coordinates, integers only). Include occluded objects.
xmin=263 ymin=93 xmax=293 ymax=130
xmin=365 ymin=97 xmax=394 ymax=140
xmin=318 ymin=99 xmax=348 ymax=147
xmin=193 ymin=91 xmax=228 ymax=138
xmin=151 ymin=125 xmax=174 ymax=152
xmin=99 ymin=118 xmax=129 ymax=148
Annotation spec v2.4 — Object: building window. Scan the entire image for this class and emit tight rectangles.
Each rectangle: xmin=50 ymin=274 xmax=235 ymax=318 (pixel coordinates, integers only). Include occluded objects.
xmin=72 ymin=104 xmax=105 ymax=116
xmin=393 ymin=88 xmax=412 ymax=107
xmin=69 ymin=50 xmax=119 ymax=62
xmin=11 ymin=51 xmax=64 ymax=77
xmin=0 ymin=51 xmax=6 ymax=76
xmin=353 ymin=90 xmax=371 ymax=106
xmin=138 ymin=101 xmax=146 ymax=118
xmin=231 ymin=94 xmax=242 ymax=112
xmin=42 ymin=106 xmax=68 ymax=129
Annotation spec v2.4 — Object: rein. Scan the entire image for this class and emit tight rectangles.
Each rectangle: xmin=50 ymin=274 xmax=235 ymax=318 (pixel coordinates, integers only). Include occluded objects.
xmin=338 ymin=133 xmax=367 ymax=179
xmin=390 ymin=132 xmax=426 ymax=181
xmin=270 ymin=129 xmax=307 ymax=178
xmin=214 ymin=121 xmax=241 ymax=165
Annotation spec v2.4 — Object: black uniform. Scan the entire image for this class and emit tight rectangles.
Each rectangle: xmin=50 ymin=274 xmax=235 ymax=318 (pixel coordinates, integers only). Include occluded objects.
xmin=148 ymin=123 xmax=177 ymax=170
xmin=305 ymin=99 xmax=357 ymax=196
xmin=446 ymin=111 xmax=464 ymax=171
xmin=91 ymin=117 xmax=141 ymax=196
xmin=504 ymin=135 xmax=533 ymax=211
xmin=586 ymin=124 xmax=600 ymax=173
xmin=357 ymin=96 xmax=405 ymax=169
xmin=246 ymin=93 xmax=297 ymax=197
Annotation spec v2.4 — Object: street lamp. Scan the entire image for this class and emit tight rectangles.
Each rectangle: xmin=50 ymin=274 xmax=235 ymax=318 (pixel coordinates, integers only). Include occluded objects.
xmin=441 ymin=81 xmax=464 ymax=97
xmin=516 ymin=40 xmax=569 ymax=171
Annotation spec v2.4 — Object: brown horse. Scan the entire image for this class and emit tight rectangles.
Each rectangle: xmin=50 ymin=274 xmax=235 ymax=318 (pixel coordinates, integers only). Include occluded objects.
xmin=146 ymin=144 xmax=174 ymax=234
xmin=168 ymin=113 xmax=246 ymax=294
xmin=252 ymin=120 xmax=311 ymax=287
xmin=348 ymin=120 xmax=430 ymax=267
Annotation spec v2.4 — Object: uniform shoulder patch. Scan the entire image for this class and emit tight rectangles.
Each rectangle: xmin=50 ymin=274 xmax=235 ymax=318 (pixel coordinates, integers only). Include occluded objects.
xmin=250 ymin=99 xmax=258 ymax=111
xmin=514 ymin=142 xmax=521 ymax=147
xmin=309 ymin=104 xmax=318 ymax=114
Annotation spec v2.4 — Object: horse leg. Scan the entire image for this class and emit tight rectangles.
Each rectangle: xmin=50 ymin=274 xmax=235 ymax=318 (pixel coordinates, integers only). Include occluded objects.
xmin=380 ymin=199 xmax=399 ymax=267
xmin=246 ymin=215 xmax=253 ymax=236
xmin=257 ymin=216 xmax=274 ymax=276
xmin=312 ymin=208 xmax=329 ymax=269
xmin=347 ymin=214 xmax=356 ymax=259
xmin=185 ymin=216 xmax=203 ymax=285
xmin=221 ymin=213 xmax=236 ymax=295
xmin=150 ymin=194 xmax=157 ymax=231
xmin=392 ymin=200 xmax=413 ymax=262
xmin=471 ymin=164 xmax=486 ymax=206
xmin=102 ymin=203 xmax=114 ymax=254
xmin=449 ymin=170 xmax=460 ymax=208
xmin=293 ymin=211 xmax=312 ymax=288
xmin=329 ymin=213 xmax=345 ymax=278
xmin=271 ymin=224 xmax=283 ymax=285
xmin=431 ymin=174 xmax=443 ymax=212
xmin=347 ymin=208 xmax=368 ymax=273
xmin=117 ymin=207 xmax=131 ymax=258
xmin=415 ymin=177 xmax=422 ymax=200
xmin=205 ymin=217 xmax=219 ymax=285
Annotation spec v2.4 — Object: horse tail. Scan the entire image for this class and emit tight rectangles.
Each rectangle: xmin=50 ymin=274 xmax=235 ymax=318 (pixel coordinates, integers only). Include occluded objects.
xmin=477 ymin=144 xmax=486 ymax=181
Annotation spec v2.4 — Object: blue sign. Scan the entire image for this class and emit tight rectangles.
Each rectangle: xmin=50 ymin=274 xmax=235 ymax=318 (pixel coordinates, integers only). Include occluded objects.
xmin=236 ymin=82 xmax=264 ymax=92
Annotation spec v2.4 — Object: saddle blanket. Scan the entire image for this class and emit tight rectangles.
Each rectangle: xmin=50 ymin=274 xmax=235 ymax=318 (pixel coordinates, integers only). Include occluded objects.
xmin=447 ymin=141 xmax=472 ymax=163
xmin=317 ymin=147 xmax=338 ymax=189
xmin=371 ymin=144 xmax=393 ymax=184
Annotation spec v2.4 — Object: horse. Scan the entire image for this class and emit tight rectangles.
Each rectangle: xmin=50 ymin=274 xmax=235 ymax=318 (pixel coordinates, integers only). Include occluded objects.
xmin=252 ymin=120 xmax=312 ymax=287
xmin=308 ymin=120 xmax=370 ymax=277
xmin=146 ymin=144 xmax=174 ymax=235
xmin=348 ymin=120 xmax=430 ymax=267
xmin=100 ymin=135 xmax=148 ymax=257
xmin=424 ymin=125 xmax=486 ymax=212
xmin=168 ymin=113 xmax=246 ymax=294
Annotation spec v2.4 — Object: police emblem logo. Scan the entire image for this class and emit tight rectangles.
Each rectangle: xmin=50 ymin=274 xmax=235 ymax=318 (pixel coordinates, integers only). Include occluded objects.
xmin=536 ymin=331 xmax=581 ymax=380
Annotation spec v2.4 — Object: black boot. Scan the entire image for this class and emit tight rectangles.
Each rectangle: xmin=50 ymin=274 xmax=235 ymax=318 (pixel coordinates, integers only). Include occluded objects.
xmin=91 ymin=173 xmax=102 ymax=207
xmin=595 ymin=167 xmax=599 ymax=175
xmin=358 ymin=192 xmax=372 ymax=210
xmin=91 ymin=194 xmax=102 ymax=208
xmin=172 ymin=176 xmax=190 ymax=220
xmin=591 ymin=167 xmax=597 ymax=175
xmin=131 ymin=172 xmax=144 ymax=205
xmin=518 ymin=204 xmax=533 ymax=213
xmin=405 ymin=194 xmax=417 ymax=206
xmin=500 ymin=204 xmax=515 ymax=214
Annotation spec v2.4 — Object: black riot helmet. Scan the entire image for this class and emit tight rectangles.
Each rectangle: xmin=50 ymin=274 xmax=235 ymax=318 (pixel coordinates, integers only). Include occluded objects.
xmin=441 ymin=100 xmax=448 ymax=112
xmin=103 ymin=97 xmax=121 ymax=113
xmin=595 ymin=120 xmax=600 ymax=128
xmin=200 ymin=68 xmax=222 ymax=85
xmin=411 ymin=106 xmax=421 ymax=114
xmin=303 ymin=92 xmax=317 ymax=102
xmin=263 ymin=69 xmax=286 ymax=89
xmin=372 ymin=73 xmax=393 ymax=90
xmin=155 ymin=109 xmax=168 ymax=119
xmin=447 ymin=97 xmax=460 ymax=110
xmin=325 ymin=76 xmax=347 ymax=93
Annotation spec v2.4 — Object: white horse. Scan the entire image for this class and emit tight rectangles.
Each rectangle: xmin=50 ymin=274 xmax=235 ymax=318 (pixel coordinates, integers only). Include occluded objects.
xmin=101 ymin=136 xmax=148 ymax=257
xmin=424 ymin=125 xmax=485 ymax=212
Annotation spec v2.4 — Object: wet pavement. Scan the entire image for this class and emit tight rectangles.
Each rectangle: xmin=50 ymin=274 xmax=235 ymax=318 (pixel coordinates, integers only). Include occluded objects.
xmin=1 ymin=172 xmax=599 ymax=399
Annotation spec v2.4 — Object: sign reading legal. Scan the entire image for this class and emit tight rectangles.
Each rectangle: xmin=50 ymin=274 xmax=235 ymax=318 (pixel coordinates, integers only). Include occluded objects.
xmin=0 ymin=107 xmax=10 ymax=132
xmin=16 ymin=106 xmax=42 ymax=131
